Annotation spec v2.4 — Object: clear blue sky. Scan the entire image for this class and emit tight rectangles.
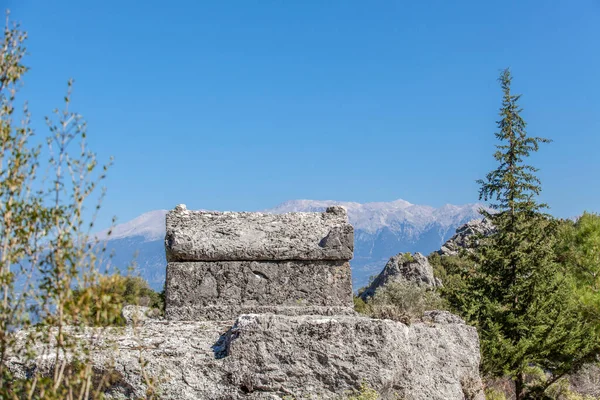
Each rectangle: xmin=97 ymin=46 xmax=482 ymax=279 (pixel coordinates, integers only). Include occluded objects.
xmin=7 ymin=1 xmax=600 ymax=229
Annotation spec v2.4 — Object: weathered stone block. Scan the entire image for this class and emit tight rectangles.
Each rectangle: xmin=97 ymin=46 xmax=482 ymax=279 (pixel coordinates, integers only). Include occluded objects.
xmin=10 ymin=313 xmax=484 ymax=399
xmin=165 ymin=260 xmax=354 ymax=320
xmin=165 ymin=204 xmax=353 ymax=262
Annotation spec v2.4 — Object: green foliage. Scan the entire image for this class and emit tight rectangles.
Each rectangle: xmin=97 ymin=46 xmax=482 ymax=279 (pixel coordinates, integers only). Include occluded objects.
xmin=456 ymin=68 xmax=600 ymax=399
xmin=353 ymin=295 xmax=369 ymax=314
xmin=485 ymin=388 xmax=507 ymax=400
xmin=428 ymin=252 xmax=475 ymax=315
xmin=0 ymin=12 xmax=158 ymax=399
xmin=555 ymin=213 xmax=600 ymax=342
xmin=71 ymin=275 xmax=164 ymax=326
xmin=428 ymin=252 xmax=443 ymax=275
xmin=545 ymin=377 xmax=598 ymax=400
xmin=355 ymin=281 xmax=447 ymax=323
xmin=483 ymin=372 xmax=600 ymax=400
xmin=521 ymin=365 xmax=600 ymax=400
xmin=557 ymin=213 xmax=600 ymax=291
xmin=476 ymin=68 xmax=551 ymax=215
xmin=401 ymin=252 xmax=414 ymax=263
xmin=345 ymin=381 xmax=381 ymax=400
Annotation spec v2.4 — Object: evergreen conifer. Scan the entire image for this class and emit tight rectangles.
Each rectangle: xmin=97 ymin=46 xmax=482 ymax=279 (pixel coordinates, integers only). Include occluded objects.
xmin=464 ymin=69 xmax=600 ymax=399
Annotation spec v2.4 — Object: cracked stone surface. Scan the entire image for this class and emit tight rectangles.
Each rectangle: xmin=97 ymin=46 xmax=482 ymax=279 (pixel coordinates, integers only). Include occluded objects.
xmin=9 ymin=313 xmax=484 ymax=400
xmin=165 ymin=205 xmax=354 ymax=262
xmin=165 ymin=260 xmax=354 ymax=320
xmin=438 ymin=219 xmax=495 ymax=257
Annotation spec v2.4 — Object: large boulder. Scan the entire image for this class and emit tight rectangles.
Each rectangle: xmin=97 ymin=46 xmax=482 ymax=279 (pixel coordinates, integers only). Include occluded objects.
xmin=10 ymin=313 xmax=484 ymax=399
xmin=438 ymin=219 xmax=495 ymax=257
xmin=359 ymin=252 xmax=438 ymax=301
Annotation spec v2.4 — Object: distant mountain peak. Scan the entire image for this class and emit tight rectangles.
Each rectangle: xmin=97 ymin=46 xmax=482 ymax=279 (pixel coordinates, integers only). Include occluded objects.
xmin=97 ymin=209 xmax=168 ymax=242
xmin=97 ymin=199 xmax=485 ymax=242
xmin=267 ymin=199 xmax=483 ymax=234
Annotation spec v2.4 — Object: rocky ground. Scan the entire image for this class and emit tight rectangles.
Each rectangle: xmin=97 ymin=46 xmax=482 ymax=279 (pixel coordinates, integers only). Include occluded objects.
xmin=9 ymin=310 xmax=484 ymax=400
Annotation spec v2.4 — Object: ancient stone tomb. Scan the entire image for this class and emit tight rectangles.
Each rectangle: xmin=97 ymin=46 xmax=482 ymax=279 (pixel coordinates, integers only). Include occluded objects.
xmin=164 ymin=204 xmax=355 ymax=320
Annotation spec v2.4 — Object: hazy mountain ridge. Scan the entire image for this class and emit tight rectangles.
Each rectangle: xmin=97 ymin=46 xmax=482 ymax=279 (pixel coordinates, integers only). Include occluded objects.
xmin=101 ymin=199 xmax=484 ymax=290
xmin=97 ymin=209 xmax=169 ymax=242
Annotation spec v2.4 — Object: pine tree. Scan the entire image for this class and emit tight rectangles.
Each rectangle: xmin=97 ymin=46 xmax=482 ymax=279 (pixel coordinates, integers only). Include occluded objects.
xmin=464 ymin=69 xmax=600 ymax=399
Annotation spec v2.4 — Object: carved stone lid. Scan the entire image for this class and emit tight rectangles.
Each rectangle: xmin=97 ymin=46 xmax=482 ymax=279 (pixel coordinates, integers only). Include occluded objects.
xmin=165 ymin=205 xmax=354 ymax=262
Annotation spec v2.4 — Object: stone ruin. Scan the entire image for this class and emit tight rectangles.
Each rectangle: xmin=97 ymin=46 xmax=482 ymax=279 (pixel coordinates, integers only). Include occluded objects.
xmin=164 ymin=204 xmax=355 ymax=320
xmin=10 ymin=205 xmax=485 ymax=399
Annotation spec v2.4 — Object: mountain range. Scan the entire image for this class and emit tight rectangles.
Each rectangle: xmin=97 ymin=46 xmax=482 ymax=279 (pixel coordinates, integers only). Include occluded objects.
xmin=98 ymin=199 xmax=485 ymax=290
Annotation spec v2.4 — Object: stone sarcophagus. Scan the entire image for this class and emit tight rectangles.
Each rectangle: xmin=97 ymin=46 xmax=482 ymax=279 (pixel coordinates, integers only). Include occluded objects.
xmin=164 ymin=204 xmax=354 ymax=320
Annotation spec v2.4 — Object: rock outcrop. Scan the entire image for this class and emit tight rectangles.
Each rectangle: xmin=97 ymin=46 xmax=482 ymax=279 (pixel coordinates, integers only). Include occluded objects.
xmin=10 ymin=312 xmax=484 ymax=399
xmin=438 ymin=219 xmax=495 ymax=257
xmin=359 ymin=252 xmax=438 ymax=301
xmin=121 ymin=305 xmax=152 ymax=325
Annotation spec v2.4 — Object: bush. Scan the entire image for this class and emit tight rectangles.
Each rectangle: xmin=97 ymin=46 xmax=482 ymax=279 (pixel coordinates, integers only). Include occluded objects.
xmin=353 ymin=295 xmax=369 ymax=314
xmin=71 ymin=275 xmax=164 ymax=326
xmin=355 ymin=280 xmax=447 ymax=323
xmin=484 ymin=388 xmax=507 ymax=400
xmin=401 ymin=252 xmax=414 ymax=263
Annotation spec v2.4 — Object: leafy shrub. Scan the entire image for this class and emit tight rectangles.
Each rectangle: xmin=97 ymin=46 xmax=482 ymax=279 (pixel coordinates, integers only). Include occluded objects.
xmin=401 ymin=252 xmax=414 ymax=263
xmin=484 ymin=388 xmax=507 ymax=400
xmin=71 ymin=275 xmax=164 ymax=326
xmin=353 ymin=295 xmax=369 ymax=314
xmin=355 ymin=280 xmax=447 ymax=323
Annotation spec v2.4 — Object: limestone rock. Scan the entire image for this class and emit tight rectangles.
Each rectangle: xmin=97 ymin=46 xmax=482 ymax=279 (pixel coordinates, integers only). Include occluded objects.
xmin=438 ymin=218 xmax=495 ymax=257
xmin=359 ymin=252 xmax=438 ymax=301
xmin=569 ymin=363 xmax=600 ymax=398
xmin=423 ymin=310 xmax=466 ymax=324
xmin=165 ymin=205 xmax=354 ymax=262
xmin=165 ymin=260 xmax=354 ymax=320
xmin=10 ymin=314 xmax=484 ymax=399
xmin=121 ymin=305 xmax=153 ymax=325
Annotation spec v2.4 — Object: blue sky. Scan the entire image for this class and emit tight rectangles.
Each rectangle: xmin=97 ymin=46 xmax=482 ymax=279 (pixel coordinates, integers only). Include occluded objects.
xmin=7 ymin=1 xmax=600 ymax=229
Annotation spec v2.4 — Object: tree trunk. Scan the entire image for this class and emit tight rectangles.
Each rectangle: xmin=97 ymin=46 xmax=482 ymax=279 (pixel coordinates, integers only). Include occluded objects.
xmin=515 ymin=372 xmax=524 ymax=400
